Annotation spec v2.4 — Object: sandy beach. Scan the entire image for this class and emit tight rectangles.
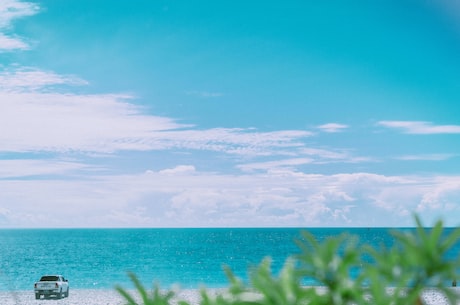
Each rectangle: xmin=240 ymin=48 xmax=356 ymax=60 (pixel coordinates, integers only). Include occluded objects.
xmin=1 ymin=288 xmax=460 ymax=305
xmin=0 ymin=288 xmax=209 ymax=305
xmin=0 ymin=289 xmax=126 ymax=305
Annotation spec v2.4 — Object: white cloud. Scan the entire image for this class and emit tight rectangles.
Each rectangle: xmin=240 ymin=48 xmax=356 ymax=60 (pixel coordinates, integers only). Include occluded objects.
xmin=0 ymin=207 xmax=11 ymax=223
xmin=159 ymin=165 xmax=196 ymax=175
xmin=0 ymin=67 xmax=88 ymax=90
xmin=317 ymin=123 xmax=349 ymax=133
xmin=0 ymin=159 xmax=89 ymax=178
xmin=237 ymin=158 xmax=313 ymax=172
xmin=1 ymin=169 xmax=459 ymax=228
xmin=0 ymin=88 xmax=312 ymax=154
xmin=0 ymin=90 xmax=188 ymax=152
xmin=396 ymin=154 xmax=457 ymax=161
xmin=298 ymin=147 xmax=374 ymax=164
xmin=0 ymin=32 xmax=28 ymax=50
xmin=152 ymin=128 xmax=312 ymax=156
xmin=0 ymin=0 xmax=38 ymax=26
xmin=0 ymin=0 xmax=39 ymax=51
xmin=378 ymin=121 xmax=460 ymax=134
xmin=0 ymin=66 xmax=312 ymax=155
xmin=417 ymin=176 xmax=460 ymax=213
xmin=237 ymin=147 xmax=373 ymax=172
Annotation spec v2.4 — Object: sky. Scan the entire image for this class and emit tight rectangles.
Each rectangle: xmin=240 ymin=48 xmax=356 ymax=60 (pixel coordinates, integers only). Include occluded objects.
xmin=1 ymin=0 xmax=460 ymax=228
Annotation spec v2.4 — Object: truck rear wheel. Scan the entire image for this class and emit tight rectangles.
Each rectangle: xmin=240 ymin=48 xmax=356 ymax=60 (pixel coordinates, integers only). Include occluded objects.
xmin=35 ymin=293 xmax=40 ymax=299
xmin=65 ymin=288 xmax=69 ymax=297
xmin=55 ymin=289 xmax=62 ymax=299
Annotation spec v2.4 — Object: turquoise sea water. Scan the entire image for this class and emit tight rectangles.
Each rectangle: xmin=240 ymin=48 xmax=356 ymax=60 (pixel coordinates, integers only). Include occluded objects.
xmin=0 ymin=228 xmax=458 ymax=291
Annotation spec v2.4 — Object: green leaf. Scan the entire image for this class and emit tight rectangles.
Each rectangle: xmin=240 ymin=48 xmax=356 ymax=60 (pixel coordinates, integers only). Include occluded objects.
xmin=115 ymin=214 xmax=460 ymax=305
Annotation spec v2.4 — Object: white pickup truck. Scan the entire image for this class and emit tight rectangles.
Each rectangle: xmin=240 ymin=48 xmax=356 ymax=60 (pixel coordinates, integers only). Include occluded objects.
xmin=34 ymin=275 xmax=69 ymax=299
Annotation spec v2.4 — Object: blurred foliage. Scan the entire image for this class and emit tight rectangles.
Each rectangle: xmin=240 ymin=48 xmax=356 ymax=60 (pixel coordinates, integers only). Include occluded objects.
xmin=116 ymin=215 xmax=460 ymax=305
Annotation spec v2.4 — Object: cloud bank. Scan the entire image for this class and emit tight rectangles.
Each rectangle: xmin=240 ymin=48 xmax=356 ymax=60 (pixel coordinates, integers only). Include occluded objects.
xmin=1 ymin=169 xmax=459 ymax=228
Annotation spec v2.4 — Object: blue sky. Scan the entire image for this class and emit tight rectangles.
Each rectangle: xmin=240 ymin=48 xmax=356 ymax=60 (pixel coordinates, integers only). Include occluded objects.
xmin=1 ymin=0 xmax=460 ymax=228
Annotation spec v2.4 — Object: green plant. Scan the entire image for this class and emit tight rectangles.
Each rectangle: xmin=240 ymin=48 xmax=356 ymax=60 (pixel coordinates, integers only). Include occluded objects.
xmin=117 ymin=215 xmax=460 ymax=305
xmin=363 ymin=216 xmax=460 ymax=305
xmin=115 ymin=272 xmax=176 ymax=305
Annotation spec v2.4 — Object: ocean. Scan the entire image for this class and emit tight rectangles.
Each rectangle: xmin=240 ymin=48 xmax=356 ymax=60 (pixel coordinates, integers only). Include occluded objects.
xmin=0 ymin=227 xmax=459 ymax=293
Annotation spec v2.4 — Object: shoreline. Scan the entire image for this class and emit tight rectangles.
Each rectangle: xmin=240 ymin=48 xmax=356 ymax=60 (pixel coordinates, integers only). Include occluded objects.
xmin=1 ymin=287 xmax=460 ymax=305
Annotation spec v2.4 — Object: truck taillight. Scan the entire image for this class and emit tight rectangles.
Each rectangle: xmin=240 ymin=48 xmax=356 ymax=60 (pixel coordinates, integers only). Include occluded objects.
xmin=34 ymin=283 xmax=37 ymax=288
xmin=55 ymin=283 xmax=59 ymax=288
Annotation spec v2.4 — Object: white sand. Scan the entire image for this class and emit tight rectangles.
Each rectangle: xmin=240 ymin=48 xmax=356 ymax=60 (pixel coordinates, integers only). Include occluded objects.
xmin=0 ymin=289 xmax=125 ymax=305
xmin=0 ymin=289 xmax=205 ymax=305
xmin=0 ymin=288 xmax=459 ymax=305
